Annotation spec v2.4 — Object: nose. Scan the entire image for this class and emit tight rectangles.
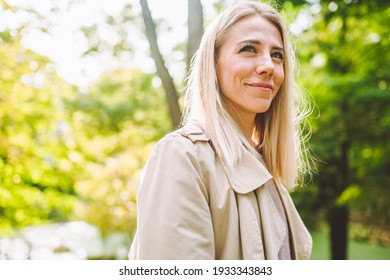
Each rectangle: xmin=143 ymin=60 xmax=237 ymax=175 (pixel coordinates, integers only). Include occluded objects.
xmin=255 ymin=55 xmax=274 ymax=76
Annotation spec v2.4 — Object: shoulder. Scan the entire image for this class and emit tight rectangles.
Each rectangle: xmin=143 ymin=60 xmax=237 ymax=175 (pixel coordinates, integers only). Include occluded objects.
xmin=179 ymin=124 xmax=210 ymax=143
xmin=154 ymin=124 xmax=211 ymax=153
xmin=145 ymin=125 xmax=215 ymax=173
xmin=140 ymin=124 xmax=214 ymax=191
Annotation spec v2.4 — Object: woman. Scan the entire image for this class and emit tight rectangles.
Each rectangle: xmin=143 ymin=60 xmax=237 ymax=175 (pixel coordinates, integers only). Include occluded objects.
xmin=130 ymin=1 xmax=313 ymax=260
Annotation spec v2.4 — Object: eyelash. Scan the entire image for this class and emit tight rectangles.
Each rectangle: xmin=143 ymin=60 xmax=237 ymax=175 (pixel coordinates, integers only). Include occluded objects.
xmin=271 ymin=52 xmax=284 ymax=61
xmin=239 ymin=44 xmax=284 ymax=61
xmin=239 ymin=44 xmax=257 ymax=53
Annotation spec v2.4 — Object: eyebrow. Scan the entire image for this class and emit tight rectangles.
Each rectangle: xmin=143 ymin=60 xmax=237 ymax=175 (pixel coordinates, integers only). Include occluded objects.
xmin=238 ymin=39 xmax=284 ymax=52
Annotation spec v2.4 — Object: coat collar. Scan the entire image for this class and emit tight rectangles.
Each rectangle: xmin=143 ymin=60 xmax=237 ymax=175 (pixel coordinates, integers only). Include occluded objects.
xmin=180 ymin=124 xmax=312 ymax=259
xmin=221 ymin=147 xmax=273 ymax=194
xmin=180 ymin=124 xmax=272 ymax=194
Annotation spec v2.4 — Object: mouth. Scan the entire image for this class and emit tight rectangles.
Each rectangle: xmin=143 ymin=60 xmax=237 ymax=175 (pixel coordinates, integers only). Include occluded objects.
xmin=246 ymin=82 xmax=274 ymax=91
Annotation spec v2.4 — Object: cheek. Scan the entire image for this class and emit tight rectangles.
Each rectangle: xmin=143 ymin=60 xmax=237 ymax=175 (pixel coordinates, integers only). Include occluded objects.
xmin=217 ymin=62 xmax=234 ymax=89
xmin=276 ymin=67 xmax=285 ymax=88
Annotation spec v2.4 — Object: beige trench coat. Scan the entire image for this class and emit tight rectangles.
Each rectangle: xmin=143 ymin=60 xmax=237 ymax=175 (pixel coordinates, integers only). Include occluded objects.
xmin=129 ymin=124 xmax=312 ymax=260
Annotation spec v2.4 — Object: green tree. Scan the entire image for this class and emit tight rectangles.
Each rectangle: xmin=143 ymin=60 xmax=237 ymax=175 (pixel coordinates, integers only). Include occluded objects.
xmin=293 ymin=0 xmax=390 ymax=259
xmin=67 ymin=69 xmax=171 ymax=235
xmin=0 ymin=31 xmax=170 ymax=239
xmin=0 ymin=33 xmax=79 ymax=235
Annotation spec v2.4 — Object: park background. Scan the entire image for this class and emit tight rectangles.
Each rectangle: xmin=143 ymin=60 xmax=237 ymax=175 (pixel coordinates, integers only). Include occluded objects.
xmin=0 ymin=0 xmax=388 ymax=260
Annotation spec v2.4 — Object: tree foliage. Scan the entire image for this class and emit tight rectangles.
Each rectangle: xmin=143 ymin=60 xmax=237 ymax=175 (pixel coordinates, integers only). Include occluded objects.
xmin=68 ymin=69 xmax=170 ymax=235
xmin=290 ymin=0 xmax=390 ymax=257
xmin=0 ymin=33 xmax=79 ymax=235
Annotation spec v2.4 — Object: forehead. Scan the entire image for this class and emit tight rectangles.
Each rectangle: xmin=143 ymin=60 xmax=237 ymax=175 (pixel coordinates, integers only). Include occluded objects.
xmin=224 ymin=15 xmax=283 ymax=46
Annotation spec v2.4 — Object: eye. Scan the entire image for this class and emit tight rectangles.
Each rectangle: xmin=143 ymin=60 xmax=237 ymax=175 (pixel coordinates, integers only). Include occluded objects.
xmin=239 ymin=44 xmax=257 ymax=53
xmin=271 ymin=51 xmax=284 ymax=61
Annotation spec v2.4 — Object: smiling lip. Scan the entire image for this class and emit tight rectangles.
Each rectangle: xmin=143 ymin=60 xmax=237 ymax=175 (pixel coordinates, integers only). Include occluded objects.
xmin=246 ymin=83 xmax=274 ymax=91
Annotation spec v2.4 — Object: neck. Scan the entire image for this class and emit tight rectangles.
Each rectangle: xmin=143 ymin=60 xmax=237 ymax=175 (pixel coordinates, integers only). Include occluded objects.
xmin=236 ymin=115 xmax=257 ymax=148
xmin=243 ymin=122 xmax=255 ymax=142
xmin=223 ymin=103 xmax=257 ymax=147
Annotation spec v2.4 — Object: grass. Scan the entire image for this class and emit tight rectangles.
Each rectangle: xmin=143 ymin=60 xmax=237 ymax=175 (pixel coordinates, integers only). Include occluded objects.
xmin=310 ymin=231 xmax=390 ymax=260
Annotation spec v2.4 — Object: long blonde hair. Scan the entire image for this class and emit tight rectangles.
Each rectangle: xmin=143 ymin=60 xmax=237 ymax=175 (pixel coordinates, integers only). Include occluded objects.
xmin=183 ymin=1 xmax=312 ymax=189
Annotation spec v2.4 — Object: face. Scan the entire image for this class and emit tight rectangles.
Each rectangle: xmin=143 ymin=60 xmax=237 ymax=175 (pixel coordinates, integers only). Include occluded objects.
xmin=216 ymin=15 xmax=285 ymax=124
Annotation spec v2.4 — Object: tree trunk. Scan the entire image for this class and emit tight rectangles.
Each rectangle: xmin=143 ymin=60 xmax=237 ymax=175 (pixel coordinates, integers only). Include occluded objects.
xmin=329 ymin=103 xmax=350 ymax=259
xmin=140 ymin=0 xmax=181 ymax=128
xmin=328 ymin=205 xmax=349 ymax=259
xmin=186 ymin=0 xmax=203 ymax=73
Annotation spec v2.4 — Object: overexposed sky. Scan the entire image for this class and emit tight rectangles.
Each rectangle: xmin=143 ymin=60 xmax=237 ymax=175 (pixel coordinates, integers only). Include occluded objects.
xmin=1 ymin=0 xmax=223 ymax=89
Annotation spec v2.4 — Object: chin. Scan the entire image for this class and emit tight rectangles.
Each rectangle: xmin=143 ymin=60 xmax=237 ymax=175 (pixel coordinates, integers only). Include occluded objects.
xmin=253 ymin=104 xmax=272 ymax=114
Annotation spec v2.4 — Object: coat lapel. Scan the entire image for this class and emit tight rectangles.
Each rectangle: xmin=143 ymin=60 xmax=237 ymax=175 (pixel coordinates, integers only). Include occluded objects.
xmin=222 ymin=145 xmax=286 ymax=259
xmin=220 ymin=146 xmax=273 ymax=194
xmin=277 ymin=184 xmax=313 ymax=259
xmin=223 ymin=145 xmax=311 ymax=259
xmin=255 ymin=186 xmax=288 ymax=259
xmin=181 ymin=124 xmax=272 ymax=194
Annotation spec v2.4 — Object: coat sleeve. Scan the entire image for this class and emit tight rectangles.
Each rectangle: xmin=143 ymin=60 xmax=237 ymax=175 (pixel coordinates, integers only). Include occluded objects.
xmin=130 ymin=134 xmax=215 ymax=259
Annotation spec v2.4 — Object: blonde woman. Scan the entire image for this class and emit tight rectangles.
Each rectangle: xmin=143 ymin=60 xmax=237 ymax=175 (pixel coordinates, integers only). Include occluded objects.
xmin=130 ymin=1 xmax=313 ymax=260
